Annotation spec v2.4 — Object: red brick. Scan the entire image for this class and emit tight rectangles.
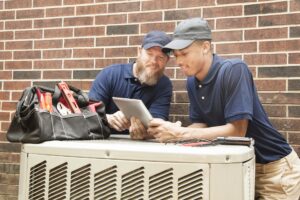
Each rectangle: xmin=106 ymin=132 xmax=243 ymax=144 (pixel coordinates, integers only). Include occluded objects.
xmin=291 ymin=0 xmax=300 ymax=11
xmin=142 ymin=0 xmax=176 ymax=10
xmin=95 ymin=58 xmax=128 ymax=68
xmin=76 ymin=4 xmax=107 ymax=15
xmin=64 ymin=17 xmax=93 ymax=26
xmin=46 ymin=7 xmax=75 ymax=17
xmin=43 ymin=70 xmax=72 ymax=79
xmin=66 ymin=80 xmax=91 ymax=91
xmin=271 ymin=119 xmax=300 ymax=132
xmin=96 ymin=36 xmax=127 ymax=47
xmin=34 ymin=40 xmax=63 ymax=49
xmin=11 ymin=92 xmax=23 ymax=101
xmin=129 ymin=12 xmax=162 ymax=23
xmin=16 ymin=9 xmax=44 ymax=19
xmin=259 ymin=93 xmax=300 ymax=104
xmin=245 ymin=2 xmax=287 ymax=15
xmin=216 ymin=42 xmax=257 ymax=54
xmin=5 ymin=0 xmax=32 ymax=9
xmin=15 ymin=30 xmax=42 ymax=39
xmin=0 ymin=71 xmax=12 ymax=80
xmin=289 ymin=132 xmax=300 ymax=145
xmin=212 ymin=30 xmax=242 ymax=42
xmin=5 ymin=20 xmax=32 ymax=30
xmin=259 ymin=13 xmax=300 ymax=27
xmin=64 ymin=59 xmax=94 ymax=69
xmin=289 ymin=53 xmax=300 ymax=64
xmin=0 ymin=92 xmax=10 ymax=100
xmin=34 ymin=18 xmax=62 ymax=28
xmin=245 ymin=28 xmax=287 ymax=40
xmin=64 ymin=38 xmax=94 ymax=48
xmin=164 ymin=9 xmax=202 ymax=21
xmin=5 ymin=61 xmax=32 ymax=70
xmin=34 ymin=60 xmax=62 ymax=69
xmin=108 ymin=2 xmax=140 ymax=13
xmin=5 ymin=41 xmax=33 ymax=50
xmin=260 ymin=40 xmax=300 ymax=52
xmin=170 ymin=103 xmax=188 ymax=115
xmin=141 ymin=22 xmax=176 ymax=33
xmin=263 ymin=105 xmax=286 ymax=117
xmin=0 ymin=52 xmax=12 ymax=60
xmin=164 ymin=68 xmax=175 ymax=79
xmin=0 ymin=11 xmax=15 ymax=20
xmin=0 ymin=154 xmax=20 ymax=164
xmin=73 ymin=48 xmax=104 ymax=58
xmin=0 ymin=42 xmax=3 ymax=50
xmin=1 ymin=102 xmax=17 ymax=111
xmin=64 ymin=0 xmax=93 ymax=5
xmin=105 ymin=47 xmax=137 ymax=57
xmin=33 ymin=0 xmax=62 ymax=7
xmin=13 ymin=51 xmax=41 ymax=60
xmin=74 ymin=27 xmax=105 ymax=37
xmin=95 ymin=14 xmax=127 ymax=25
xmin=0 ymin=62 xmax=3 ymax=70
xmin=3 ymin=81 xmax=31 ymax=90
xmin=0 ymin=31 xmax=13 ymax=40
xmin=0 ymin=112 xmax=10 ymax=121
xmin=204 ymin=5 xmax=242 ymax=18
xmin=43 ymin=49 xmax=72 ymax=59
xmin=217 ymin=0 xmax=255 ymax=4
xmin=178 ymin=0 xmax=215 ymax=8
xmin=129 ymin=35 xmax=144 ymax=46
xmin=216 ymin=17 xmax=256 ymax=29
xmin=255 ymin=80 xmax=286 ymax=91
xmin=244 ymin=54 xmax=287 ymax=65
xmin=44 ymin=28 xmax=73 ymax=38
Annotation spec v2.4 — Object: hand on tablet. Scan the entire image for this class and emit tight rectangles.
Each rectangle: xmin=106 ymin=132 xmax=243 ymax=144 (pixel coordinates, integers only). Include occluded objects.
xmin=129 ymin=117 xmax=153 ymax=140
xmin=107 ymin=111 xmax=130 ymax=131
xmin=148 ymin=118 xmax=183 ymax=142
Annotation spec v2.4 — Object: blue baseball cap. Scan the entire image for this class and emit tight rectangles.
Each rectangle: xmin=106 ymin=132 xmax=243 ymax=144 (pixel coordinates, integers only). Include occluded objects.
xmin=142 ymin=31 xmax=172 ymax=54
xmin=163 ymin=18 xmax=212 ymax=51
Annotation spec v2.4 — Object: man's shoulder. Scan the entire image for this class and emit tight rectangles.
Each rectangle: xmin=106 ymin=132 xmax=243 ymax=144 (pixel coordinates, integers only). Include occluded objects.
xmin=220 ymin=58 xmax=248 ymax=70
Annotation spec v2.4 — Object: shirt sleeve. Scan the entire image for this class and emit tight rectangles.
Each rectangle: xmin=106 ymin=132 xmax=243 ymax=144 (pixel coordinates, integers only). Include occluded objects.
xmin=222 ymin=62 xmax=254 ymax=122
xmin=88 ymin=69 xmax=111 ymax=106
xmin=148 ymin=78 xmax=172 ymax=120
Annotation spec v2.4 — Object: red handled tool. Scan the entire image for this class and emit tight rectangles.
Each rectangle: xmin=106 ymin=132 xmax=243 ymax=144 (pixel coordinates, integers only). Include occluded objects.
xmin=57 ymin=82 xmax=81 ymax=114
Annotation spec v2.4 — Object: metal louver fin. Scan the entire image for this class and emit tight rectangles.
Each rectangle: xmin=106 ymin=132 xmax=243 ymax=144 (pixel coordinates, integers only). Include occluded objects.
xmin=121 ymin=167 xmax=144 ymax=200
xmin=48 ymin=162 xmax=68 ymax=200
xmin=149 ymin=168 xmax=173 ymax=200
xmin=178 ymin=169 xmax=204 ymax=200
xmin=29 ymin=161 xmax=47 ymax=200
xmin=70 ymin=164 xmax=91 ymax=200
xmin=94 ymin=165 xmax=117 ymax=200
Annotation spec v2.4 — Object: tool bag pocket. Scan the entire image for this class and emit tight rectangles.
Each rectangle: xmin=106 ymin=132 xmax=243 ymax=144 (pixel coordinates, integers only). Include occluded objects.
xmin=7 ymin=84 xmax=110 ymax=143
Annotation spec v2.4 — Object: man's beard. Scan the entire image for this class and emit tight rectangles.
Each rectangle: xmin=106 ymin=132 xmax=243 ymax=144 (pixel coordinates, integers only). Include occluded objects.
xmin=135 ymin=58 xmax=164 ymax=86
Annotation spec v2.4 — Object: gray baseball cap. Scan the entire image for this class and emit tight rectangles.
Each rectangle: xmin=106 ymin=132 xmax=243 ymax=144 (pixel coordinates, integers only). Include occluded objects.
xmin=163 ymin=18 xmax=211 ymax=51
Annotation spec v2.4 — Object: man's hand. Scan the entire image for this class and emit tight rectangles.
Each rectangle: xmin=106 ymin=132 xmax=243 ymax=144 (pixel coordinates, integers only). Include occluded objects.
xmin=129 ymin=117 xmax=152 ymax=140
xmin=106 ymin=111 xmax=130 ymax=132
xmin=148 ymin=118 xmax=183 ymax=142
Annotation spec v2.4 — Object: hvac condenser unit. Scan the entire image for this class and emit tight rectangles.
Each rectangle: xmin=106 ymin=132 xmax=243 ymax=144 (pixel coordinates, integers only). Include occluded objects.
xmin=18 ymin=136 xmax=255 ymax=200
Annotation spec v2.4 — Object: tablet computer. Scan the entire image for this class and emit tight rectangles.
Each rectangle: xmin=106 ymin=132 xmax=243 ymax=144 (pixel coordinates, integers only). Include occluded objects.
xmin=112 ymin=97 xmax=153 ymax=127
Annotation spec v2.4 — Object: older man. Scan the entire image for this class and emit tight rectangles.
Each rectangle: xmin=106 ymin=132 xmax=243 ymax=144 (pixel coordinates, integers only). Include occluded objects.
xmin=89 ymin=31 xmax=172 ymax=140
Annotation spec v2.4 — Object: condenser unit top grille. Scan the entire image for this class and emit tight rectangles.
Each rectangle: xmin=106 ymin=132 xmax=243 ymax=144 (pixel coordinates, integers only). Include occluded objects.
xmin=22 ymin=135 xmax=254 ymax=164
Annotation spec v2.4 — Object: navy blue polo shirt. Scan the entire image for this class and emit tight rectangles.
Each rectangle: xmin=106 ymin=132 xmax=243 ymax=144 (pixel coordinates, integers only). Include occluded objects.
xmin=187 ymin=54 xmax=291 ymax=164
xmin=89 ymin=63 xmax=172 ymax=133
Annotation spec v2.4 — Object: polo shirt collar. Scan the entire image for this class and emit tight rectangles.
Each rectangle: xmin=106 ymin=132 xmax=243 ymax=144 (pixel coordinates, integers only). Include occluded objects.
xmin=196 ymin=54 xmax=223 ymax=86
xmin=124 ymin=62 xmax=135 ymax=79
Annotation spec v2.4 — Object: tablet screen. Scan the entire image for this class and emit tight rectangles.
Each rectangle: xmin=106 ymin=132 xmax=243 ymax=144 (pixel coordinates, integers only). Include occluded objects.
xmin=112 ymin=97 xmax=153 ymax=127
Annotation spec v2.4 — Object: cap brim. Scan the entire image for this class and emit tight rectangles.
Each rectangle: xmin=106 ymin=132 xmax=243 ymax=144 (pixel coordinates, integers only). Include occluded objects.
xmin=143 ymin=43 xmax=163 ymax=50
xmin=163 ymin=39 xmax=194 ymax=51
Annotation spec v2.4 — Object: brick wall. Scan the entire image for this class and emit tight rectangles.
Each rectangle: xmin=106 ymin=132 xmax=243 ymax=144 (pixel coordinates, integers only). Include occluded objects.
xmin=0 ymin=0 xmax=299 ymax=198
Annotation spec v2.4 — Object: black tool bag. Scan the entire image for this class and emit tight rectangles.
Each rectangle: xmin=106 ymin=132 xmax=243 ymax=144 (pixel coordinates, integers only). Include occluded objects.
xmin=7 ymin=84 xmax=110 ymax=143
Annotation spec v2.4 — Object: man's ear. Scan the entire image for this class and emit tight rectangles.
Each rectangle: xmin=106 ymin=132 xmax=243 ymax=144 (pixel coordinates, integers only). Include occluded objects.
xmin=137 ymin=47 xmax=142 ymax=56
